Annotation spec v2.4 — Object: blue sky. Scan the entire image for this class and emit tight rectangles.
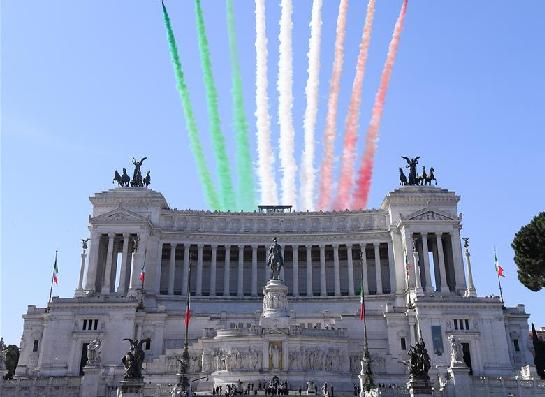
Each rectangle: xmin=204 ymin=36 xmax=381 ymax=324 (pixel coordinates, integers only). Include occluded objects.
xmin=2 ymin=1 xmax=544 ymax=345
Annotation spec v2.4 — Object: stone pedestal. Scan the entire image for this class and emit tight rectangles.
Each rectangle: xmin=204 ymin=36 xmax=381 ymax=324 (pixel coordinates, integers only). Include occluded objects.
xmin=406 ymin=378 xmax=432 ymax=397
xmin=260 ymin=280 xmax=289 ymax=329
xmin=447 ymin=366 xmax=471 ymax=397
xmin=80 ymin=366 xmax=101 ymax=397
xmin=117 ymin=379 xmax=144 ymax=397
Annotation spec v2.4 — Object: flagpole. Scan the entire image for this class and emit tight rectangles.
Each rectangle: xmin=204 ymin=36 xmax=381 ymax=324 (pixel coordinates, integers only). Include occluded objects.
xmin=176 ymin=258 xmax=192 ymax=393
xmin=359 ymin=250 xmax=374 ymax=394
xmin=48 ymin=250 xmax=58 ymax=305
xmin=494 ymin=247 xmax=505 ymax=304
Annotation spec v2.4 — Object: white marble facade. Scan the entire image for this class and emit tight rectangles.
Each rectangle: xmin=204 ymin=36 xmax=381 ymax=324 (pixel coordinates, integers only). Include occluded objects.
xmin=14 ymin=185 xmax=535 ymax=393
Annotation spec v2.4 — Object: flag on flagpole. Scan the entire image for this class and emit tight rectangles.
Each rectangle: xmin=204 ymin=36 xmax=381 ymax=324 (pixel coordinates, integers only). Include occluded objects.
xmin=184 ymin=293 xmax=191 ymax=328
xmin=494 ymin=251 xmax=505 ymax=277
xmin=359 ymin=281 xmax=366 ymax=321
xmin=139 ymin=265 xmax=146 ymax=283
xmin=52 ymin=251 xmax=59 ymax=284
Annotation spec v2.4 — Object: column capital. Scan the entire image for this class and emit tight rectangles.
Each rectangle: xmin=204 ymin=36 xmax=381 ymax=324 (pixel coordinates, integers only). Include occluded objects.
xmin=306 ymin=244 xmax=312 ymax=250
xmin=332 ymin=243 xmax=339 ymax=249
xmin=211 ymin=244 xmax=218 ymax=249
xmin=170 ymin=242 xmax=177 ymax=249
xmin=319 ymin=244 xmax=325 ymax=250
xmin=346 ymin=243 xmax=353 ymax=250
xmin=197 ymin=243 xmax=204 ymax=249
xmin=251 ymin=244 xmax=258 ymax=249
xmin=107 ymin=232 xmax=115 ymax=238
xmin=123 ymin=232 xmax=130 ymax=239
xmin=225 ymin=245 xmax=231 ymax=251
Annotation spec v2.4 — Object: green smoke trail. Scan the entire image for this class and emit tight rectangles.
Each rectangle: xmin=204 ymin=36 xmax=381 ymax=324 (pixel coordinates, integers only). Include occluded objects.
xmin=195 ymin=0 xmax=236 ymax=210
xmin=161 ymin=2 xmax=221 ymax=210
xmin=226 ymin=0 xmax=256 ymax=211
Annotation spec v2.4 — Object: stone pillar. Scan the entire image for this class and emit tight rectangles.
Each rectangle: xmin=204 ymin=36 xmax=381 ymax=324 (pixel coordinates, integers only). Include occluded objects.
xmin=76 ymin=247 xmax=87 ymax=293
xmin=319 ymin=245 xmax=327 ymax=296
xmin=404 ymin=231 xmax=415 ymax=289
xmin=224 ymin=245 xmax=231 ymax=296
xmin=280 ymin=245 xmax=285 ymax=281
xmin=451 ymin=229 xmax=467 ymax=292
xmin=387 ymin=241 xmax=396 ymax=295
xmin=413 ymin=244 xmax=424 ymax=296
xmin=128 ymin=236 xmax=139 ymax=290
xmin=347 ymin=244 xmax=355 ymax=296
xmin=373 ymin=243 xmax=382 ymax=295
xmin=117 ymin=233 xmax=130 ymax=294
xmin=238 ymin=245 xmax=244 ymax=297
xmin=333 ymin=244 xmax=341 ymax=296
xmin=85 ymin=232 xmax=101 ymax=292
xmin=101 ymin=233 xmax=115 ymax=294
xmin=421 ymin=234 xmax=433 ymax=293
xmin=168 ymin=243 xmax=176 ymax=295
xmin=210 ymin=244 xmax=217 ymax=296
xmin=251 ymin=245 xmax=258 ymax=297
xmin=463 ymin=240 xmax=476 ymax=297
xmin=196 ymin=244 xmax=204 ymax=296
xmin=361 ymin=244 xmax=369 ymax=295
xmin=436 ymin=234 xmax=449 ymax=293
xmin=306 ymin=245 xmax=313 ymax=297
xmin=182 ymin=244 xmax=190 ymax=295
xmin=292 ymin=245 xmax=299 ymax=297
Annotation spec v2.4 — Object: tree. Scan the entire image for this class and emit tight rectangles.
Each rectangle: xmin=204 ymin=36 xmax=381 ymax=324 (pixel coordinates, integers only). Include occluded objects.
xmin=512 ymin=212 xmax=545 ymax=291
xmin=4 ymin=345 xmax=19 ymax=380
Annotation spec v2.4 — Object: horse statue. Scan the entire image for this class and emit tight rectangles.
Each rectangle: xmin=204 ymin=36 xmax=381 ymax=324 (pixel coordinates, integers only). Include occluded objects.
xmin=267 ymin=237 xmax=284 ymax=280
xmin=121 ymin=337 xmax=151 ymax=379
xmin=408 ymin=338 xmax=431 ymax=382
xmin=143 ymin=171 xmax=151 ymax=187
xmin=113 ymin=170 xmax=122 ymax=186
xmin=399 ymin=168 xmax=408 ymax=185
xmin=113 ymin=168 xmax=131 ymax=187
xmin=424 ymin=167 xmax=437 ymax=186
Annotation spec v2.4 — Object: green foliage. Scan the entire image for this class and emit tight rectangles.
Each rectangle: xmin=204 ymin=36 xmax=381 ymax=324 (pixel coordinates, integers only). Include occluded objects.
xmin=4 ymin=345 xmax=19 ymax=380
xmin=512 ymin=212 xmax=545 ymax=291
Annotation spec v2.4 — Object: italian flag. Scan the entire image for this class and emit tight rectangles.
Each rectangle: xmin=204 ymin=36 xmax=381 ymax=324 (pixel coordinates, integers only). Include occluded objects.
xmin=495 ymin=252 xmax=505 ymax=277
xmin=359 ymin=281 xmax=366 ymax=321
xmin=184 ymin=294 xmax=191 ymax=329
xmin=52 ymin=251 xmax=59 ymax=284
xmin=139 ymin=265 xmax=146 ymax=283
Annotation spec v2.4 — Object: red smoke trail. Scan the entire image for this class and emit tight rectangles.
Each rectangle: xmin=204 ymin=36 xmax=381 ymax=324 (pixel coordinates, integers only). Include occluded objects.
xmin=317 ymin=0 xmax=348 ymax=210
xmin=353 ymin=0 xmax=408 ymax=209
xmin=332 ymin=0 xmax=376 ymax=210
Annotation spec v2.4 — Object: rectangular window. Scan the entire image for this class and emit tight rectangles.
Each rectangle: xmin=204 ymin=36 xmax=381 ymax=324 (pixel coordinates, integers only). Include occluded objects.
xmin=145 ymin=339 xmax=151 ymax=350
xmin=87 ymin=319 xmax=92 ymax=331
xmin=459 ymin=319 xmax=464 ymax=330
xmin=464 ymin=319 xmax=470 ymax=330
xmin=400 ymin=337 xmax=407 ymax=350
xmin=513 ymin=339 xmax=520 ymax=352
xmin=431 ymin=326 xmax=444 ymax=355
xmin=93 ymin=319 xmax=98 ymax=330
xmin=454 ymin=319 xmax=458 ymax=330
xmin=33 ymin=339 xmax=39 ymax=352
xmin=82 ymin=319 xmax=87 ymax=331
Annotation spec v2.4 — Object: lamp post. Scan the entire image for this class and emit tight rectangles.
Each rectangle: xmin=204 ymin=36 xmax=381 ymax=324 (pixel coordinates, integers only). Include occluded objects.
xmin=359 ymin=251 xmax=375 ymax=396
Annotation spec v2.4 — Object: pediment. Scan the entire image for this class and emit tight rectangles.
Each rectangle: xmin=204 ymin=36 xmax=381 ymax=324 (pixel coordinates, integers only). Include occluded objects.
xmin=90 ymin=207 xmax=149 ymax=225
xmin=404 ymin=208 xmax=455 ymax=221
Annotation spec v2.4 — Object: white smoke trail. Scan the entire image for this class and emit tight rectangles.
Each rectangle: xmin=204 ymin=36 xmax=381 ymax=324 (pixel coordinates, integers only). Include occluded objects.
xmin=278 ymin=0 xmax=297 ymax=208
xmin=255 ymin=0 xmax=278 ymax=205
xmin=300 ymin=0 xmax=323 ymax=211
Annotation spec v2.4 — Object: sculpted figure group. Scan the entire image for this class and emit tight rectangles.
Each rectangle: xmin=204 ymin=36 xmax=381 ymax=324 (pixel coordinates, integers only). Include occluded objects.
xmin=399 ymin=156 xmax=437 ymax=186
xmin=113 ymin=157 xmax=151 ymax=188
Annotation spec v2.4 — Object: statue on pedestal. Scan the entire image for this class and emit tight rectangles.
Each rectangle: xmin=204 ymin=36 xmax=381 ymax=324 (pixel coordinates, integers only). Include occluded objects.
xmin=121 ymin=337 xmax=151 ymax=379
xmin=408 ymin=338 xmax=431 ymax=381
xmin=448 ymin=335 xmax=465 ymax=368
xmin=86 ymin=339 xmax=102 ymax=366
xmin=267 ymin=237 xmax=284 ymax=280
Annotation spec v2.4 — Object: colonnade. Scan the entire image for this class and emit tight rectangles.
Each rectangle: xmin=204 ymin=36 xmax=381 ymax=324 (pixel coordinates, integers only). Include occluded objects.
xmin=157 ymin=242 xmax=395 ymax=298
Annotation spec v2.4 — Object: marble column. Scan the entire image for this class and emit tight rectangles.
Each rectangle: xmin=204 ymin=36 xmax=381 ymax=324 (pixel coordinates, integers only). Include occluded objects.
xmin=347 ymin=244 xmax=355 ymax=296
xmin=117 ymin=233 xmax=130 ymax=294
xmin=101 ymin=233 xmax=115 ymax=294
xmin=436 ymin=234 xmax=449 ymax=293
xmin=224 ymin=246 xmax=231 ymax=296
xmin=374 ymin=243 xmax=383 ymax=295
xmin=333 ymin=244 xmax=341 ymax=296
xmin=464 ymin=240 xmax=476 ymax=297
xmin=210 ymin=245 xmax=217 ymax=297
xmin=451 ymin=229 xmax=467 ymax=291
xmin=404 ymin=230 xmax=415 ymax=289
xmin=168 ymin=243 xmax=176 ymax=295
xmin=292 ymin=245 xmax=299 ymax=297
xmin=360 ymin=244 xmax=369 ymax=295
xmin=85 ymin=232 xmax=101 ymax=292
xmin=128 ymin=235 xmax=140 ymax=290
xmin=306 ymin=245 xmax=313 ymax=297
xmin=77 ymin=248 xmax=87 ymax=292
xmin=421 ymin=234 xmax=433 ymax=293
xmin=182 ymin=245 xmax=190 ymax=295
xmin=238 ymin=245 xmax=244 ymax=297
xmin=280 ymin=245 xmax=285 ymax=281
xmin=251 ymin=245 xmax=258 ymax=297
xmin=413 ymin=244 xmax=424 ymax=296
xmin=319 ymin=245 xmax=327 ymax=296
xmin=196 ymin=244 xmax=204 ymax=296
xmin=387 ymin=242 xmax=395 ymax=295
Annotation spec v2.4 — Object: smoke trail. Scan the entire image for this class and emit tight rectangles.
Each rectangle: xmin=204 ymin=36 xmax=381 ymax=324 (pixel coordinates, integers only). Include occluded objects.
xmin=300 ymin=0 xmax=323 ymax=211
xmin=317 ymin=0 xmax=348 ymax=210
xmin=278 ymin=0 xmax=297 ymax=208
xmin=255 ymin=0 xmax=279 ymax=205
xmin=227 ymin=0 xmax=256 ymax=211
xmin=161 ymin=1 xmax=221 ymax=210
xmin=332 ymin=0 xmax=376 ymax=210
xmin=194 ymin=0 xmax=236 ymax=210
xmin=354 ymin=0 xmax=408 ymax=209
